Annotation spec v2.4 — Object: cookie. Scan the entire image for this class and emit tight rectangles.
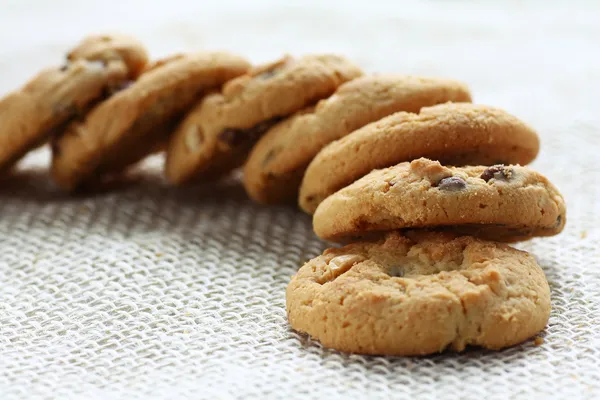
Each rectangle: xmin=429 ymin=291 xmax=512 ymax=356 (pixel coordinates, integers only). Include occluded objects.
xmin=0 ymin=34 xmax=148 ymax=174
xmin=66 ymin=33 xmax=149 ymax=79
xmin=165 ymin=54 xmax=363 ymax=185
xmin=286 ymin=231 xmax=551 ymax=356
xmin=313 ymin=158 xmax=566 ymax=242
xmin=243 ymin=75 xmax=472 ymax=204
xmin=299 ymin=103 xmax=541 ymax=214
xmin=51 ymin=52 xmax=250 ymax=191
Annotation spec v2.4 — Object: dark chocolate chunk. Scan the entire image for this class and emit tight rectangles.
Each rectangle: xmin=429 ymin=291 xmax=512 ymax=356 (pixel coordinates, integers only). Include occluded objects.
xmin=437 ymin=176 xmax=467 ymax=191
xmin=218 ymin=117 xmax=284 ymax=147
xmin=555 ymin=214 xmax=563 ymax=227
xmin=59 ymin=64 xmax=69 ymax=72
xmin=481 ymin=165 xmax=512 ymax=182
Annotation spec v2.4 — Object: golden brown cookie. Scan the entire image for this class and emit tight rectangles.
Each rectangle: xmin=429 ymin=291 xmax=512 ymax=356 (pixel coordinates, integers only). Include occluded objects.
xmin=313 ymin=158 xmax=566 ymax=242
xmin=51 ymin=52 xmax=250 ymax=191
xmin=164 ymin=54 xmax=363 ymax=185
xmin=243 ymin=75 xmax=472 ymax=204
xmin=0 ymin=34 xmax=148 ymax=174
xmin=299 ymin=103 xmax=541 ymax=214
xmin=287 ymin=231 xmax=551 ymax=356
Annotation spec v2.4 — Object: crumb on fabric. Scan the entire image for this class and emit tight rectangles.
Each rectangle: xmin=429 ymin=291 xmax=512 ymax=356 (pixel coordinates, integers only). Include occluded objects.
xmin=534 ymin=337 xmax=544 ymax=346
xmin=580 ymin=231 xmax=587 ymax=239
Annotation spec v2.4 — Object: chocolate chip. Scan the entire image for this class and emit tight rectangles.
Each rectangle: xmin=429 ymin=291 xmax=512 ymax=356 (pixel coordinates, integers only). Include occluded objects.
xmin=218 ymin=117 xmax=283 ymax=147
xmin=437 ymin=176 xmax=467 ymax=191
xmin=59 ymin=64 xmax=69 ymax=72
xmin=481 ymin=165 xmax=512 ymax=182
xmin=555 ymin=215 xmax=563 ymax=227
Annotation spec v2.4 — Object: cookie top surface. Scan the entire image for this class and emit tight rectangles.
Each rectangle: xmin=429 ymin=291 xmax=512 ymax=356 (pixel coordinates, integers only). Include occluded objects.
xmin=51 ymin=51 xmax=250 ymax=191
xmin=243 ymin=74 xmax=472 ymax=204
xmin=66 ymin=33 xmax=149 ymax=78
xmin=299 ymin=102 xmax=541 ymax=214
xmin=0 ymin=34 xmax=148 ymax=174
xmin=313 ymin=158 xmax=566 ymax=242
xmin=164 ymin=54 xmax=363 ymax=185
xmin=286 ymin=231 xmax=550 ymax=356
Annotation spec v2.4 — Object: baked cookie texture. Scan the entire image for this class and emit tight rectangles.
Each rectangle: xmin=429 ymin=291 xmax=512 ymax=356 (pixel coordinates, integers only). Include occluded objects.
xmin=243 ymin=75 xmax=472 ymax=205
xmin=299 ymin=102 xmax=541 ymax=214
xmin=286 ymin=231 xmax=551 ymax=356
xmin=51 ymin=52 xmax=250 ymax=191
xmin=66 ymin=34 xmax=149 ymax=79
xmin=313 ymin=158 xmax=566 ymax=242
xmin=0 ymin=34 xmax=148 ymax=174
xmin=164 ymin=54 xmax=364 ymax=185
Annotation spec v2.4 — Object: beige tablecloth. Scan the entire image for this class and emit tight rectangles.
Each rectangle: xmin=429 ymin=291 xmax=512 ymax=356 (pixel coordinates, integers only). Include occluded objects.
xmin=1 ymin=1 xmax=599 ymax=398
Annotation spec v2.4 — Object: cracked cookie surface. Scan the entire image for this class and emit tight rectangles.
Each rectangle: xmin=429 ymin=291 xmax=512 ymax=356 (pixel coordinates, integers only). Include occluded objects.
xmin=313 ymin=158 xmax=566 ymax=242
xmin=286 ymin=231 xmax=551 ymax=356
xmin=165 ymin=54 xmax=363 ymax=185
xmin=51 ymin=51 xmax=250 ymax=191
xmin=243 ymin=74 xmax=472 ymax=204
xmin=0 ymin=34 xmax=148 ymax=174
xmin=299 ymin=102 xmax=541 ymax=214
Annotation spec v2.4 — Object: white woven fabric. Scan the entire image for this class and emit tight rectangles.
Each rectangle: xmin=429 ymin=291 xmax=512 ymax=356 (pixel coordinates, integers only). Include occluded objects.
xmin=1 ymin=1 xmax=599 ymax=399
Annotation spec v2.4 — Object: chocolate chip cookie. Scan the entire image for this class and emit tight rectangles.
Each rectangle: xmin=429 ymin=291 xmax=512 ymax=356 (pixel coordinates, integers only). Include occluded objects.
xmin=313 ymin=158 xmax=566 ymax=242
xmin=287 ymin=231 xmax=551 ymax=356
xmin=51 ymin=52 xmax=250 ymax=191
xmin=243 ymin=75 xmax=472 ymax=204
xmin=299 ymin=103 xmax=541 ymax=214
xmin=0 ymin=34 xmax=148 ymax=174
xmin=165 ymin=54 xmax=363 ymax=185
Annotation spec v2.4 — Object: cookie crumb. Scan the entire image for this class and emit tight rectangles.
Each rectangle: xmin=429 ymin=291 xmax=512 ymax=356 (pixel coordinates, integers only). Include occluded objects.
xmin=156 ymin=252 xmax=163 ymax=257
xmin=533 ymin=336 xmax=544 ymax=346
xmin=580 ymin=231 xmax=588 ymax=239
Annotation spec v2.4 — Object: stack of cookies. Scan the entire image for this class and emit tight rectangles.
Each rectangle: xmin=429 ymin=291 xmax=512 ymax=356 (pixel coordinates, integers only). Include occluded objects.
xmin=0 ymin=34 xmax=566 ymax=357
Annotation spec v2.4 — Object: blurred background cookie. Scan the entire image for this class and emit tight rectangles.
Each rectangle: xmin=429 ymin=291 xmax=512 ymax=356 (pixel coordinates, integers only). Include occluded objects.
xmin=243 ymin=75 xmax=472 ymax=205
xmin=51 ymin=51 xmax=250 ymax=191
xmin=0 ymin=34 xmax=148 ymax=175
xmin=165 ymin=54 xmax=363 ymax=185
